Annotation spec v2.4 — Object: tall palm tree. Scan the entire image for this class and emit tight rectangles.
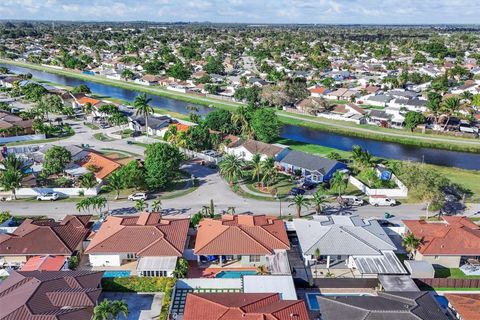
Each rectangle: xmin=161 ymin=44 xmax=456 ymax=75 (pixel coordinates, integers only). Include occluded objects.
xmin=110 ymin=300 xmax=129 ymax=320
xmin=151 ymin=199 xmax=162 ymax=212
xmin=219 ymin=154 xmax=244 ymax=183
xmin=260 ymin=157 xmax=277 ymax=187
xmin=330 ymin=171 xmax=348 ymax=197
xmin=311 ymin=192 xmax=328 ymax=215
xmin=0 ymin=154 xmax=30 ymax=200
xmin=402 ymin=232 xmax=422 ymax=259
xmin=93 ymin=300 xmax=111 ymax=320
xmin=441 ymin=96 xmax=461 ymax=130
xmin=103 ymin=172 xmax=125 ymax=200
xmin=289 ymin=195 xmax=311 ymax=218
xmin=249 ymin=153 xmax=262 ymax=183
xmin=231 ymin=106 xmax=253 ymax=138
xmin=134 ymin=93 xmax=153 ymax=136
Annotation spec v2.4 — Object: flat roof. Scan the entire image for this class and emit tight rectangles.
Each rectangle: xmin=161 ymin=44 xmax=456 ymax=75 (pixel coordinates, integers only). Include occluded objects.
xmin=243 ymin=275 xmax=297 ymax=300
xmin=137 ymin=256 xmax=177 ymax=271
xmin=353 ymin=251 xmax=407 ymax=275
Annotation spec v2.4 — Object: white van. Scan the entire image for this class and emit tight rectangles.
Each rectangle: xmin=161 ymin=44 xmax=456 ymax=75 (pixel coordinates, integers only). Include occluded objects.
xmin=369 ymin=196 xmax=396 ymax=207
xmin=341 ymin=196 xmax=364 ymax=206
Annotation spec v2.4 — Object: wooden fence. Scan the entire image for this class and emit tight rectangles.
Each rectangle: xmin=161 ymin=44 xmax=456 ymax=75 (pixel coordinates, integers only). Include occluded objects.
xmin=415 ymin=278 xmax=480 ymax=289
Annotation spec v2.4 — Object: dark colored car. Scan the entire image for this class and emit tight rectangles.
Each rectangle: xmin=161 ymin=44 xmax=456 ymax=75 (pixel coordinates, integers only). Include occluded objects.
xmin=301 ymin=181 xmax=317 ymax=190
xmin=288 ymin=187 xmax=305 ymax=196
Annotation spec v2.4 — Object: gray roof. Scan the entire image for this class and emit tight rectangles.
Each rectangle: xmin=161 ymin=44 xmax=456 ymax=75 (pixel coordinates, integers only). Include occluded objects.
xmin=378 ymin=275 xmax=419 ymax=292
xmin=317 ymin=291 xmax=449 ymax=320
xmin=393 ymin=98 xmax=427 ymax=107
xmin=130 ymin=115 xmax=173 ymax=130
xmin=277 ymin=150 xmax=342 ymax=174
xmin=367 ymin=94 xmax=392 ymax=103
xmin=354 ymin=251 xmax=407 ymax=275
xmin=388 ymin=90 xmax=419 ymax=99
xmin=368 ymin=109 xmax=391 ymax=120
xmin=294 ymin=216 xmax=396 ymax=256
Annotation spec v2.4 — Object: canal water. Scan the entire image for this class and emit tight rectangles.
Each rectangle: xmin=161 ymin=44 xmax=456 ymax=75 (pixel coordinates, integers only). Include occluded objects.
xmin=2 ymin=63 xmax=480 ymax=170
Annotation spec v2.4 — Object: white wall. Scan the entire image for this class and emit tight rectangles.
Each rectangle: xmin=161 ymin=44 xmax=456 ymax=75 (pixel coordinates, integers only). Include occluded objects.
xmin=89 ymin=254 xmax=123 ymax=267
xmin=16 ymin=186 xmax=99 ymax=197
xmin=349 ymin=175 xmax=408 ymax=198
xmin=0 ymin=134 xmax=46 ymax=144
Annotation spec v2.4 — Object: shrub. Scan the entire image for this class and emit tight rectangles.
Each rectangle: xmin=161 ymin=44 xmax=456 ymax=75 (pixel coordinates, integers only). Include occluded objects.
xmin=101 ymin=276 xmax=175 ymax=293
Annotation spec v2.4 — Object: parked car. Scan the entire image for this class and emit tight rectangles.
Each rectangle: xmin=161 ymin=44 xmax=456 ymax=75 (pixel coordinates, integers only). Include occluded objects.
xmin=128 ymin=192 xmax=148 ymax=201
xmin=37 ymin=192 xmax=59 ymax=201
xmin=369 ymin=196 xmax=396 ymax=207
xmin=341 ymin=196 xmax=364 ymax=206
xmin=301 ymin=181 xmax=317 ymax=190
xmin=288 ymin=187 xmax=305 ymax=196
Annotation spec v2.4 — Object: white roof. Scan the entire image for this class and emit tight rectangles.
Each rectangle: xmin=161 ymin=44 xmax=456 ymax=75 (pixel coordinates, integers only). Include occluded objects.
xmin=353 ymin=251 xmax=407 ymax=274
xmin=243 ymin=275 xmax=297 ymax=300
xmin=137 ymin=256 xmax=177 ymax=271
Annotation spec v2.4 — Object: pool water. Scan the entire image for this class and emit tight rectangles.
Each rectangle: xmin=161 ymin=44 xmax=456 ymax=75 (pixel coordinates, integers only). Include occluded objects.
xmin=102 ymin=270 xmax=131 ymax=278
xmin=306 ymin=293 xmax=374 ymax=310
xmin=434 ymin=295 xmax=449 ymax=309
xmin=215 ymin=270 xmax=258 ymax=278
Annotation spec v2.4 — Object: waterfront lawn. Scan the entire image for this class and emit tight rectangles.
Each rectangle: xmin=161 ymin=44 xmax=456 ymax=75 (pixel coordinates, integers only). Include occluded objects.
xmin=425 ymin=164 xmax=480 ymax=201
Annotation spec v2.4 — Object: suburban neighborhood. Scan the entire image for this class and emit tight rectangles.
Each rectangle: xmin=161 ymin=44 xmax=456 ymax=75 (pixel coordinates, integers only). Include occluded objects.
xmin=1 ymin=4 xmax=480 ymax=320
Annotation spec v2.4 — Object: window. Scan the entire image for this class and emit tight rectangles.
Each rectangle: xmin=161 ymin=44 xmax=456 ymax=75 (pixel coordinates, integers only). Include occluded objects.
xmin=434 ymin=256 xmax=439 ymax=260
xmin=127 ymin=253 xmax=135 ymax=259
xmin=250 ymin=255 xmax=261 ymax=263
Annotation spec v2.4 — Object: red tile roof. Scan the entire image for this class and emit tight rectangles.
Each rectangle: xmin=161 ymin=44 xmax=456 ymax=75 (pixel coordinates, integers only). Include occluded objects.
xmin=194 ymin=215 xmax=290 ymax=255
xmin=85 ymin=213 xmax=189 ymax=257
xmin=20 ymin=256 xmax=66 ymax=271
xmin=309 ymin=87 xmax=328 ymax=95
xmin=403 ymin=217 xmax=480 ymax=255
xmin=0 ymin=215 xmax=92 ymax=256
xmin=76 ymin=96 xmax=101 ymax=106
xmin=444 ymin=294 xmax=480 ymax=320
xmin=184 ymin=293 xmax=309 ymax=320
xmin=77 ymin=152 xmax=121 ymax=180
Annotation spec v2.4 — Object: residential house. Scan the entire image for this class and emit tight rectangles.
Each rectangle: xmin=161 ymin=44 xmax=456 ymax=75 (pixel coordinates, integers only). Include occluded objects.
xmin=444 ymin=294 xmax=480 ymax=320
xmin=325 ymin=88 xmax=358 ymax=101
xmin=317 ymin=291 xmax=449 ymax=320
xmin=72 ymin=96 xmax=101 ymax=109
xmin=390 ymin=98 xmax=427 ymax=112
xmin=0 ymin=270 xmax=103 ymax=320
xmin=134 ymin=74 xmax=161 ymax=86
xmin=183 ymin=293 xmax=309 ymax=320
xmin=224 ymin=138 xmax=288 ymax=161
xmin=194 ymin=215 xmax=290 ymax=274
xmin=317 ymin=103 xmax=367 ymax=124
xmin=367 ymin=109 xmax=397 ymax=127
xmin=308 ymin=86 xmax=331 ymax=97
xmin=276 ymin=150 xmax=347 ymax=183
xmin=294 ymin=215 xmax=406 ymax=276
xmin=128 ymin=114 xmax=178 ymax=135
xmin=20 ymin=255 xmax=68 ymax=271
xmin=76 ymin=151 xmax=121 ymax=182
xmin=363 ymin=94 xmax=393 ymax=107
xmin=403 ymin=216 xmax=480 ymax=268
xmin=0 ymin=111 xmax=34 ymax=136
xmin=0 ymin=215 xmax=92 ymax=268
xmin=85 ymin=212 xmax=189 ymax=277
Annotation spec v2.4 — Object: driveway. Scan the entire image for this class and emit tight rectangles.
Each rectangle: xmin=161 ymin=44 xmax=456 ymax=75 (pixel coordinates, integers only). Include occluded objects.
xmin=100 ymin=292 xmax=163 ymax=320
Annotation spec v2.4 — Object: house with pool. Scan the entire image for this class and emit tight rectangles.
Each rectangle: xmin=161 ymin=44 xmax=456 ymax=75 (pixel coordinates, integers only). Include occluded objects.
xmin=84 ymin=212 xmax=189 ymax=277
xmin=193 ymin=215 xmax=291 ymax=276
xmin=294 ymin=215 xmax=406 ymax=278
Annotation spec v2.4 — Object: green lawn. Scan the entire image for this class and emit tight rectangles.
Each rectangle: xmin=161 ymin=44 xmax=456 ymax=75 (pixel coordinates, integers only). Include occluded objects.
xmin=434 ymin=267 xmax=480 ymax=279
xmin=93 ymin=133 xmax=114 ymax=142
xmin=85 ymin=123 xmax=100 ymax=130
xmin=244 ymin=173 xmax=297 ymax=197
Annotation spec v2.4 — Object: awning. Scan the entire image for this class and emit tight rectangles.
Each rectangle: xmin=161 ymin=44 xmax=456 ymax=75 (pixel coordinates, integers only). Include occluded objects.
xmin=353 ymin=251 xmax=407 ymax=275
xmin=137 ymin=256 xmax=177 ymax=271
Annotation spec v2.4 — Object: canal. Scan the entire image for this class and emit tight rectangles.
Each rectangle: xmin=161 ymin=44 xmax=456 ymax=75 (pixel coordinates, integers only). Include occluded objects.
xmin=2 ymin=63 xmax=480 ymax=170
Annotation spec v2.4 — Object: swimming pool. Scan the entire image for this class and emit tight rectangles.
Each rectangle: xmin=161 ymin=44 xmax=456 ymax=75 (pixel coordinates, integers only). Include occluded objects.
xmin=215 ymin=270 xmax=258 ymax=278
xmin=306 ymin=293 xmax=374 ymax=310
xmin=434 ymin=295 xmax=449 ymax=309
xmin=102 ymin=270 xmax=131 ymax=278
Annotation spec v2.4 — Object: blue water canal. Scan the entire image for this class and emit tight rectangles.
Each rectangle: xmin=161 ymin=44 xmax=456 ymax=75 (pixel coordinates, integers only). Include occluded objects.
xmin=2 ymin=63 xmax=480 ymax=170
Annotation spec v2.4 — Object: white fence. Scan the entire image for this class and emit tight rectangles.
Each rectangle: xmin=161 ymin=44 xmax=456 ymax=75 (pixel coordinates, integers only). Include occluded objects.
xmin=349 ymin=174 xmax=408 ymax=198
xmin=15 ymin=186 xmax=99 ymax=197
xmin=175 ymin=278 xmax=242 ymax=290
xmin=0 ymin=134 xmax=46 ymax=144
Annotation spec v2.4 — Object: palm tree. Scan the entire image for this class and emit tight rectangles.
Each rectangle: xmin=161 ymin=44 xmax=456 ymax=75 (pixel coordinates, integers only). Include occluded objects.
xmin=80 ymin=172 xmax=97 ymax=189
xmin=289 ymin=195 xmax=311 ymax=218
xmin=121 ymin=69 xmax=134 ymax=81
xmin=93 ymin=300 xmax=111 ymax=320
xmin=0 ymin=154 xmax=30 ymax=200
xmin=260 ymin=157 xmax=277 ymax=187
xmin=350 ymin=145 xmax=364 ymax=167
xmin=460 ymin=91 xmax=473 ymax=101
xmin=134 ymin=93 xmax=153 ymax=136
xmin=103 ymin=172 xmax=125 ymax=200
xmin=441 ymin=96 xmax=461 ymax=130
xmin=110 ymin=300 xmax=129 ymax=320
xmin=330 ymin=171 xmax=348 ymax=197
xmin=135 ymin=199 xmax=147 ymax=212
xmin=218 ymin=154 xmax=244 ymax=183
xmin=402 ymin=232 xmax=422 ymax=259
xmin=311 ymin=192 xmax=328 ymax=215
xmin=151 ymin=199 xmax=162 ymax=212
xmin=231 ymin=106 xmax=253 ymax=138
xmin=249 ymin=153 xmax=262 ymax=183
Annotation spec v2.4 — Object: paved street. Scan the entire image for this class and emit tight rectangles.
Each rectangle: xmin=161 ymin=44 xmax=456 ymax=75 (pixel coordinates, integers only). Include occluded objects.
xmin=3 ymin=120 xmax=480 ymax=223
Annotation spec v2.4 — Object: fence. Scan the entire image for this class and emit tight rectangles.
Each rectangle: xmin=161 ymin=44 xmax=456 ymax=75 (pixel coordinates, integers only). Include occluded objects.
xmin=415 ymin=278 xmax=480 ymax=289
xmin=0 ymin=134 xmax=46 ymax=144
xmin=349 ymin=174 xmax=408 ymax=198
xmin=15 ymin=186 xmax=99 ymax=197
xmin=295 ymin=278 xmax=379 ymax=289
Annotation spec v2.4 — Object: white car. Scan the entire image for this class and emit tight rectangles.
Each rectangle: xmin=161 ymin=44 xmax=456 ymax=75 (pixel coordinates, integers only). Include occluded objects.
xmin=369 ymin=196 xmax=396 ymax=207
xmin=128 ymin=193 xmax=147 ymax=201
xmin=37 ymin=192 xmax=59 ymax=201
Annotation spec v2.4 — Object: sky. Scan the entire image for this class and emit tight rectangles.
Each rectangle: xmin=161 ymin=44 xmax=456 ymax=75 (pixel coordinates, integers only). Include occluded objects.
xmin=1 ymin=0 xmax=479 ymax=24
